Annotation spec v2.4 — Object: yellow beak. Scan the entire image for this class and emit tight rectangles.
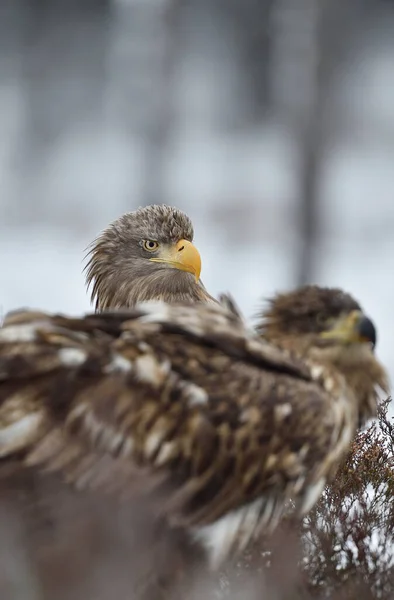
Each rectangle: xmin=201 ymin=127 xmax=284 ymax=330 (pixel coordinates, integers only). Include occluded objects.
xmin=149 ymin=239 xmax=201 ymax=281
xmin=320 ymin=310 xmax=376 ymax=347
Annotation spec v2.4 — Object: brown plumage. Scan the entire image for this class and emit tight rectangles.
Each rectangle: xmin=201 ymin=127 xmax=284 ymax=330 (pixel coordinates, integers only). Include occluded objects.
xmin=84 ymin=204 xmax=217 ymax=310
xmin=0 ymin=286 xmax=388 ymax=576
xmin=256 ymin=285 xmax=387 ymax=428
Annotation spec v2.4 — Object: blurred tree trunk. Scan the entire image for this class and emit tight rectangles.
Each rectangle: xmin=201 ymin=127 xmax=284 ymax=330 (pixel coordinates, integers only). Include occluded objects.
xmin=296 ymin=0 xmax=332 ymax=287
xmin=110 ymin=0 xmax=184 ymax=208
xmin=296 ymin=0 xmax=363 ymax=286
xmin=22 ymin=0 xmax=110 ymax=151
xmin=215 ymin=0 xmax=275 ymax=122
xmin=14 ymin=0 xmax=111 ymax=222
xmin=141 ymin=0 xmax=184 ymax=207
xmin=269 ymin=0 xmax=361 ymax=285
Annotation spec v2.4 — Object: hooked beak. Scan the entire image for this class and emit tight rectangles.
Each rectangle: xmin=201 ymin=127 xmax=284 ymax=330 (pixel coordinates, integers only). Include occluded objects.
xmin=149 ymin=239 xmax=201 ymax=281
xmin=320 ymin=310 xmax=377 ymax=349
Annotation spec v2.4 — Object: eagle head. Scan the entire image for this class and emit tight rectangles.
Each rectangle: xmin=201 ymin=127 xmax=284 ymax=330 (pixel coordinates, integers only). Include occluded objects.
xmin=84 ymin=205 xmax=214 ymax=311
xmin=257 ymin=285 xmax=390 ymax=425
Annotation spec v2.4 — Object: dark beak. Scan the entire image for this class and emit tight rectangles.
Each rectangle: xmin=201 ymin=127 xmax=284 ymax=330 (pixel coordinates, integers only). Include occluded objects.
xmin=320 ymin=310 xmax=377 ymax=350
xmin=356 ymin=315 xmax=377 ymax=349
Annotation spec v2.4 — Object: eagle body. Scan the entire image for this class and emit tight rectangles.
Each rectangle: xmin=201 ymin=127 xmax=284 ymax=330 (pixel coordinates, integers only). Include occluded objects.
xmin=0 ymin=292 xmax=387 ymax=570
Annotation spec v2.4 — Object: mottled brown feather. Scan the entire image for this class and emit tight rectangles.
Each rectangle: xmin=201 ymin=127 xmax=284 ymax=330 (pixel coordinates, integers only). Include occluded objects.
xmin=0 ymin=290 xmax=387 ymax=568
xmin=256 ymin=285 xmax=389 ymax=428
xmin=257 ymin=285 xmax=361 ymax=336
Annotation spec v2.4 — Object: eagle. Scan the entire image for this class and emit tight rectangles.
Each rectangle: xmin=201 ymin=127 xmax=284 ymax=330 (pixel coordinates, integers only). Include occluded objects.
xmin=0 ymin=285 xmax=388 ymax=578
xmin=84 ymin=204 xmax=217 ymax=310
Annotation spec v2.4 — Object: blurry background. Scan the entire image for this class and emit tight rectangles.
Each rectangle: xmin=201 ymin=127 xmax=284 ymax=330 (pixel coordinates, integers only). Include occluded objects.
xmin=1 ymin=0 xmax=394 ymax=381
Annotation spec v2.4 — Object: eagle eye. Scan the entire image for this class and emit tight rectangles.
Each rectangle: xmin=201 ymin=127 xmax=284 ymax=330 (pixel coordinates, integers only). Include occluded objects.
xmin=143 ymin=240 xmax=159 ymax=252
xmin=316 ymin=313 xmax=327 ymax=327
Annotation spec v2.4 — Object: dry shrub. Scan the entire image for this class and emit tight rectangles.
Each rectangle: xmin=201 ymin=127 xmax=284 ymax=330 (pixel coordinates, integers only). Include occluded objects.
xmin=221 ymin=397 xmax=394 ymax=599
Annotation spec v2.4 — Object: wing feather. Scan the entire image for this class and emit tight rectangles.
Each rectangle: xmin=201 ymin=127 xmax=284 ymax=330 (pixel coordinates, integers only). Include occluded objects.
xmin=0 ymin=302 xmax=341 ymax=565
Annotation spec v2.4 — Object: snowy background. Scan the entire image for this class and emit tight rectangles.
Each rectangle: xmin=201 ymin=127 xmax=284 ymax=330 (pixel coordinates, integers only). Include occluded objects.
xmin=1 ymin=0 xmax=394 ymax=384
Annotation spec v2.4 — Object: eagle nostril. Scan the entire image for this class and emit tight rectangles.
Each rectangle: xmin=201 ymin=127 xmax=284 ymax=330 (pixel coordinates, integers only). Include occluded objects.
xmin=178 ymin=245 xmax=184 ymax=252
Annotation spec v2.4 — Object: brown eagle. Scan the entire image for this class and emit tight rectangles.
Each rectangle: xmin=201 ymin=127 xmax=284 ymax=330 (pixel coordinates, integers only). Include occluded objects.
xmin=0 ymin=286 xmax=388 ymax=574
xmin=84 ymin=204 xmax=216 ymax=310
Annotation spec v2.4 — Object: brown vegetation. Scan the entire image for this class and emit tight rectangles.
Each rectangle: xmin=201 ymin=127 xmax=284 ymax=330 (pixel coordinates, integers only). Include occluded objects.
xmin=220 ymin=397 xmax=394 ymax=599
